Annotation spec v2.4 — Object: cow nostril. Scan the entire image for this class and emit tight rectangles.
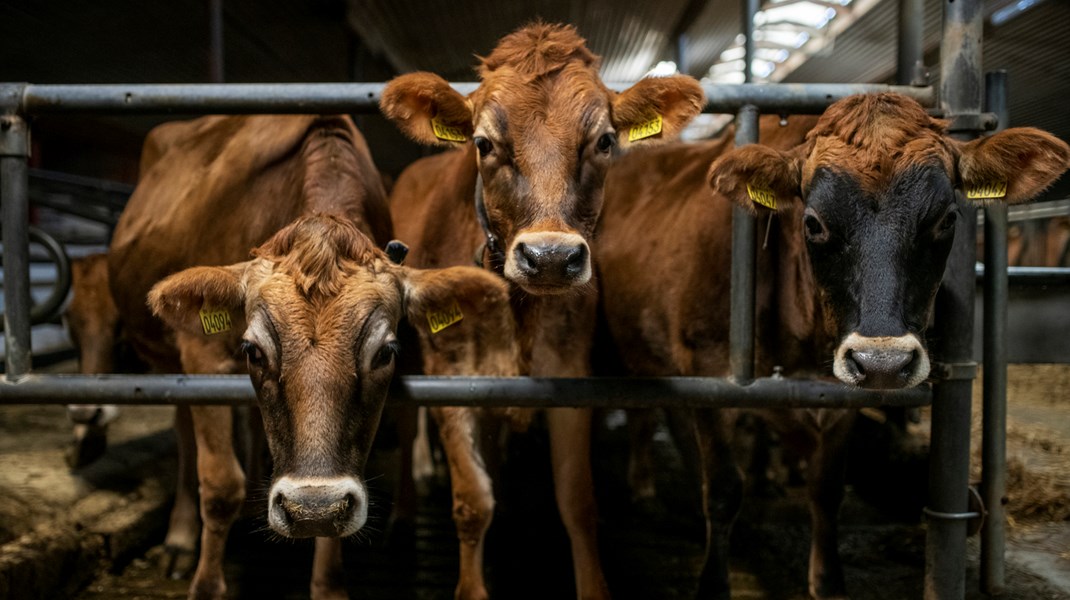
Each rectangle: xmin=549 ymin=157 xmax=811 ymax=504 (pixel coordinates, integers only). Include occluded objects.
xmin=900 ymin=350 xmax=919 ymax=379
xmin=564 ymin=245 xmax=587 ymax=276
xmin=514 ymin=243 xmax=538 ymax=274
xmin=843 ymin=349 xmax=865 ymax=380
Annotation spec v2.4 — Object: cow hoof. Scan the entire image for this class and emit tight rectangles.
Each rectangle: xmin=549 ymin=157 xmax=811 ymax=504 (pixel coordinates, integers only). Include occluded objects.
xmin=188 ymin=577 xmax=225 ymax=600
xmin=65 ymin=425 xmax=108 ymax=469
xmin=311 ymin=584 xmax=350 ymax=600
xmin=161 ymin=544 xmax=197 ymax=580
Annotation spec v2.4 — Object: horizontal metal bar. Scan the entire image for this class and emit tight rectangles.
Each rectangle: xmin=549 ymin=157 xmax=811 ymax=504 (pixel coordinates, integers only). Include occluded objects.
xmin=976 ymin=266 xmax=1070 ymax=287
xmin=3 ymin=82 xmax=934 ymax=116
xmin=0 ymin=374 xmax=931 ymax=409
xmin=977 ymin=198 xmax=1070 ymax=224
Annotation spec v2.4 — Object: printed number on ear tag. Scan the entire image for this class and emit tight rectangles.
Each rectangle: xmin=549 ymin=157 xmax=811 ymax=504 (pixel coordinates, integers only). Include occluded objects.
xmin=431 ymin=117 xmax=467 ymax=143
xmin=427 ymin=300 xmax=464 ymax=334
xmin=199 ymin=307 xmax=232 ymax=335
xmin=966 ymin=180 xmax=1008 ymax=200
xmin=747 ymin=184 xmax=778 ymax=210
xmin=628 ymin=114 xmax=663 ymax=142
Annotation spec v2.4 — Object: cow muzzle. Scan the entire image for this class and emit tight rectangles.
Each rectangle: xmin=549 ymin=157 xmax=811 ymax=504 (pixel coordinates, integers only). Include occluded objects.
xmin=504 ymin=232 xmax=591 ymax=293
xmin=833 ymin=332 xmax=930 ymax=389
xmin=268 ymin=476 xmax=367 ymax=538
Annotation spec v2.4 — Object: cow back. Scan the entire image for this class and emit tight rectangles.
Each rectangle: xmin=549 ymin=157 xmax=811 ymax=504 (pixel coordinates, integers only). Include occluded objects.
xmin=109 ymin=114 xmax=390 ymax=370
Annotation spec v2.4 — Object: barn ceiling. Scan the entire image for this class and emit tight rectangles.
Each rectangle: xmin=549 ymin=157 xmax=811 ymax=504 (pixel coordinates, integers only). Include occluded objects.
xmin=0 ymin=0 xmax=1066 ymax=194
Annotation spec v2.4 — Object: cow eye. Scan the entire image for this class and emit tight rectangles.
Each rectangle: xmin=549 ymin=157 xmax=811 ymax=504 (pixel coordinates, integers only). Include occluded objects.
xmin=240 ymin=340 xmax=265 ymax=368
xmin=371 ymin=341 xmax=400 ymax=370
xmin=474 ymin=136 xmax=494 ymax=158
xmin=803 ymin=207 xmax=830 ymax=244
xmin=596 ymin=132 xmax=616 ymax=153
xmin=936 ymin=208 xmax=958 ymax=236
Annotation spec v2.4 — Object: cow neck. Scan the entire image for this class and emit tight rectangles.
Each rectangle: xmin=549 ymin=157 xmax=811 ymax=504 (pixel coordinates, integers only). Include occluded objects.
xmin=473 ymin=173 xmax=506 ymax=275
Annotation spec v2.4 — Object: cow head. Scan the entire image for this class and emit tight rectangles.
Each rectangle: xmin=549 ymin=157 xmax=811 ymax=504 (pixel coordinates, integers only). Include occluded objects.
xmin=381 ymin=22 xmax=704 ymax=294
xmin=710 ymin=93 xmax=1070 ymax=389
xmin=149 ymin=215 xmax=517 ymax=537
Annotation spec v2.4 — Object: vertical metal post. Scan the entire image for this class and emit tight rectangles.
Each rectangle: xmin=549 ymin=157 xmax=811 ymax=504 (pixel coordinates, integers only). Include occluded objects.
xmin=981 ymin=69 xmax=1009 ymax=596
xmin=675 ymin=33 xmax=690 ymax=76
xmin=926 ymin=0 xmax=984 ymax=598
xmin=742 ymin=0 xmax=758 ymax=85
xmin=730 ymin=106 xmax=759 ymax=383
xmin=208 ymin=0 xmax=225 ymax=83
xmin=730 ymin=0 xmax=760 ymax=383
xmin=1 ymin=114 xmax=32 ymax=379
xmin=897 ymin=0 xmax=925 ymax=86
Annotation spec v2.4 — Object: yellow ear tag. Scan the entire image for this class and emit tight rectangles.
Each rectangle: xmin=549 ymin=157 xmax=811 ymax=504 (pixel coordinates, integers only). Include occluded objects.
xmin=199 ymin=307 xmax=232 ymax=335
xmin=628 ymin=114 xmax=663 ymax=142
xmin=746 ymin=184 xmax=778 ymax=210
xmin=431 ymin=117 xmax=467 ymax=143
xmin=427 ymin=299 xmax=464 ymax=334
xmin=965 ymin=180 xmax=1008 ymax=200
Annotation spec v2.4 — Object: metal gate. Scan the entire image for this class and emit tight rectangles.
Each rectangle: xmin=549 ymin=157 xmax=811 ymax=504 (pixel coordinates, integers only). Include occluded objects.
xmin=0 ymin=0 xmax=1015 ymax=597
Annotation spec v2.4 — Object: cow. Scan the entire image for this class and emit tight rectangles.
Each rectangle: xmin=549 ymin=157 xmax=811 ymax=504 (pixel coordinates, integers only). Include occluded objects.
xmin=596 ymin=93 xmax=1070 ymax=598
xmin=108 ymin=115 xmax=519 ymax=600
xmin=380 ymin=22 xmax=705 ymax=600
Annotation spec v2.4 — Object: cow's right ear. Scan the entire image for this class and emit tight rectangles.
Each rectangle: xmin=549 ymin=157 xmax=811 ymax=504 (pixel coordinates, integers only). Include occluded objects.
xmin=707 ymin=144 xmax=802 ymax=214
xmin=380 ymin=72 xmax=474 ymax=147
xmin=148 ymin=262 xmax=251 ymax=337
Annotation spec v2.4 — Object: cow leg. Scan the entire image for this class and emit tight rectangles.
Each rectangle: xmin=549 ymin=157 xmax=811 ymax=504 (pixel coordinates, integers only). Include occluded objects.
xmin=433 ymin=406 xmax=493 ymax=600
xmin=163 ymin=405 xmax=201 ymax=580
xmin=187 ymin=405 xmax=245 ymax=599
xmin=547 ymin=407 xmax=610 ymax=600
xmin=177 ymin=334 xmax=245 ymax=600
xmin=693 ymin=409 xmax=743 ymax=600
xmin=311 ymin=537 xmax=348 ymax=600
xmin=806 ymin=410 xmax=855 ymax=600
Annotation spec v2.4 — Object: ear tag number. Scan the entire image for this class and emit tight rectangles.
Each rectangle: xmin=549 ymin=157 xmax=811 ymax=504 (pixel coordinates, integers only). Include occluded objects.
xmin=427 ymin=300 xmax=464 ymax=334
xmin=965 ymin=180 xmax=1008 ymax=200
xmin=431 ymin=117 xmax=467 ymax=143
xmin=747 ymin=184 xmax=778 ymax=210
xmin=199 ymin=307 xmax=232 ymax=335
xmin=628 ymin=114 xmax=663 ymax=142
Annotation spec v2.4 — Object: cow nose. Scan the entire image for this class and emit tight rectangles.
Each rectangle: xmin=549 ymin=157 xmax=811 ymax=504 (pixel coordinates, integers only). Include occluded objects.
xmin=842 ymin=348 xmax=917 ymax=389
xmin=513 ymin=242 xmax=587 ymax=277
xmin=268 ymin=477 xmax=366 ymax=538
xmin=833 ymin=333 xmax=930 ymax=389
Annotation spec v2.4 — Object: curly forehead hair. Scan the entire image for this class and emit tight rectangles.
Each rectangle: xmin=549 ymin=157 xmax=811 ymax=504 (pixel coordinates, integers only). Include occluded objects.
xmin=478 ymin=21 xmax=600 ymax=80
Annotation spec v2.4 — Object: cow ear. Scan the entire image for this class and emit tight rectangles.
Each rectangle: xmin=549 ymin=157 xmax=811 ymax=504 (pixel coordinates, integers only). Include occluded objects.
xmin=707 ymin=143 xmax=802 ymax=214
xmin=381 ymin=72 xmax=474 ymax=147
xmin=956 ymin=127 xmax=1070 ymax=204
xmin=149 ymin=261 xmax=251 ymax=337
xmin=612 ymin=75 xmax=705 ymax=148
xmin=399 ymin=266 xmax=520 ymax=376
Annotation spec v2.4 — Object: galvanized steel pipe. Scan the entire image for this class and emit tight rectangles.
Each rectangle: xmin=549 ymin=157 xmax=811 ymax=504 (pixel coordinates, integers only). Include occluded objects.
xmin=2 ymin=82 xmax=934 ymax=116
xmin=0 ymin=374 xmax=932 ymax=409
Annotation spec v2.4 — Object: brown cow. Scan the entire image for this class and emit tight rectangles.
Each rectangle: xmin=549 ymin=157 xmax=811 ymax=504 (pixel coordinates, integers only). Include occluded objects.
xmin=109 ymin=115 xmax=519 ymax=600
xmin=381 ymin=22 xmax=705 ymax=600
xmin=598 ymin=94 xmax=1070 ymax=598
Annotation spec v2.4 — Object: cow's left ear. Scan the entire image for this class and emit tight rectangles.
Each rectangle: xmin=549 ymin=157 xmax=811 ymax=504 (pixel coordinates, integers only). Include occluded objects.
xmin=398 ymin=265 xmax=520 ymax=376
xmin=612 ymin=75 xmax=705 ymax=148
xmin=380 ymin=72 xmax=474 ymax=147
xmin=148 ymin=261 xmax=252 ymax=337
xmin=956 ymin=127 xmax=1070 ymax=204
xmin=707 ymin=143 xmax=803 ymax=214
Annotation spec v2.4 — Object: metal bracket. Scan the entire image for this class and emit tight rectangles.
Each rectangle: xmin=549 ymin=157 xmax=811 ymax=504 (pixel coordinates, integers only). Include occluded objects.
xmin=0 ymin=83 xmax=27 ymax=116
xmin=0 ymin=114 xmax=30 ymax=157
xmin=923 ymin=485 xmax=986 ymax=537
xmin=947 ymin=112 xmax=999 ymax=134
xmin=931 ymin=360 xmax=978 ymax=381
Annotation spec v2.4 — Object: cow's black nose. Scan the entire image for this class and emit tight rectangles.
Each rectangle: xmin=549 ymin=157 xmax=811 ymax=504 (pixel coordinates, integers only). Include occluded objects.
xmin=513 ymin=242 xmax=587 ymax=279
xmin=844 ymin=348 xmax=917 ymax=389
